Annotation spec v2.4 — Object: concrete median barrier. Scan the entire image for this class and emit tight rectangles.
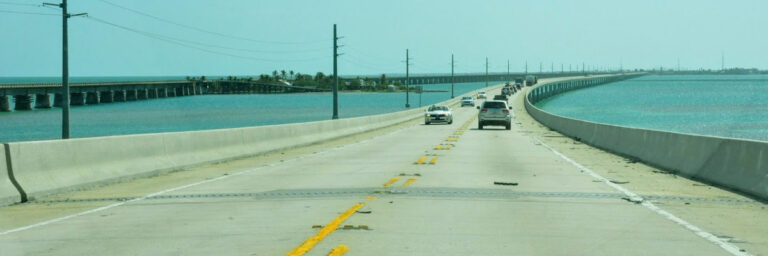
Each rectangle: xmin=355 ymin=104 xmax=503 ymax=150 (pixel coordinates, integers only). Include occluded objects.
xmin=0 ymin=86 xmax=485 ymax=205
xmin=525 ymin=76 xmax=768 ymax=201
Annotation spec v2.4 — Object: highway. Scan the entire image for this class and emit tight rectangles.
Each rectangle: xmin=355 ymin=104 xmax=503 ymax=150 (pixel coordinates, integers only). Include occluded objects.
xmin=0 ymin=80 xmax=765 ymax=256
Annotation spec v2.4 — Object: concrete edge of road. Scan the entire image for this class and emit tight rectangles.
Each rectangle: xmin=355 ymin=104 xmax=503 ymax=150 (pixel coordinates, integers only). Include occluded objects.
xmin=524 ymin=75 xmax=768 ymax=202
xmin=0 ymin=84 xmax=500 ymax=206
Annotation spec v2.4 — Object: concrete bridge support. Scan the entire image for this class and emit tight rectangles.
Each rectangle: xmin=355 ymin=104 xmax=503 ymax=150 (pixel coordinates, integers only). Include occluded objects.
xmin=86 ymin=92 xmax=100 ymax=105
xmin=100 ymin=91 xmax=114 ymax=103
xmin=114 ymin=90 xmax=126 ymax=102
xmin=13 ymin=95 xmax=33 ymax=110
xmin=35 ymin=94 xmax=51 ymax=108
xmin=0 ymin=95 xmax=11 ymax=111
xmin=137 ymin=89 xmax=148 ymax=100
xmin=167 ymin=88 xmax=176 ymax=97
xmin=70 ymin=92 xmax=85 ymax=106
xmin=158 ymin=88 xmax=168 ymax=98
xmin=126 ymin=90 xmax=137 ymax=101
xmin=148 ymin=88 xmax=158 ymax=99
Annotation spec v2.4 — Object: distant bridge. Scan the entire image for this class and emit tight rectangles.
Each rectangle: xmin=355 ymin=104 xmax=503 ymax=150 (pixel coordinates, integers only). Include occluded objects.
xmin=0 ymin=72 xmax=602 ymax=111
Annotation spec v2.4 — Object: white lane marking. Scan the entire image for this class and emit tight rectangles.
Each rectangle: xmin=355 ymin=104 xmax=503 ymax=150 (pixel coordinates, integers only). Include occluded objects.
xmin=533 ymin=137 xmax=750 ymax=256
xmin=0 ymin=124 xmax=415 ymax=236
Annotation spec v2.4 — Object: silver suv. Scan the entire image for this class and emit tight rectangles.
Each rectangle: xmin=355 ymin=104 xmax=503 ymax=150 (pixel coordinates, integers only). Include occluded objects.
xmin=477 ymin=100 xmax=512 ymax=130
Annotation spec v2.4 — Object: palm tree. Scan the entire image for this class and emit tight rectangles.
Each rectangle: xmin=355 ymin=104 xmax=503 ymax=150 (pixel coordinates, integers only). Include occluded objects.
xmin=280 ymin=70 xmax=287 ymax=80
xmin=289 ymin=70 xmax=295 ymax=79
xmin=272 ymin=70 xmax=279 ymax=80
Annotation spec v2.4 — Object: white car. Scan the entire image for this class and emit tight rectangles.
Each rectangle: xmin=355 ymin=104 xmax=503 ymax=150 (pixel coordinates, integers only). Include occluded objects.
xmin=424 ymin=105 xmax=453 ymax=125
xmin=460 ymin=96 xmax=475 ymax=107
xmin=477 ymin=91 xmax=487 ymax=99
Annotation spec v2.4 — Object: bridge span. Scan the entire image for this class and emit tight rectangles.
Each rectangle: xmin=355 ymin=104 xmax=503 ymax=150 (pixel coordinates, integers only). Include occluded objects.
xmin=0 ymin=75 xmax=764 ymax=255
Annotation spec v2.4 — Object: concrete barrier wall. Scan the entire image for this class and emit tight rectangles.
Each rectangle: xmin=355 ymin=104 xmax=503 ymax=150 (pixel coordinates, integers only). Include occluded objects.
xmin=1 ymin=86 xmax=479 ymax=205
xmin=525 ymin=76 xmax=768 ymax=201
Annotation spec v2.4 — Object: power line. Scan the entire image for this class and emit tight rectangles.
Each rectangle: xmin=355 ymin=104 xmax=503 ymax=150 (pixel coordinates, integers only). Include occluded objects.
xmin=86 ymin=16 xmax=329 ymax=63
xmin=97 ymin=0 xmax=324 ymax=45
xmin=0 ymin=1 xmax=40 ymax=7
xmin=0 ymin=8 xmax=59 ymax=16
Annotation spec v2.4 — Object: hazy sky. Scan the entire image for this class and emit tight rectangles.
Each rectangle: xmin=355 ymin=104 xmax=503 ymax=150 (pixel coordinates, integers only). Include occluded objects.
xmin=0 ymin=0 xmax=765 ymax=77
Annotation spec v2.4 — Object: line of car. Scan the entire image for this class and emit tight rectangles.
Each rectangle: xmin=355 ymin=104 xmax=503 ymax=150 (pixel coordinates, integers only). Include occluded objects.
xmin=426 ymin=80 xmax=526 ymax=130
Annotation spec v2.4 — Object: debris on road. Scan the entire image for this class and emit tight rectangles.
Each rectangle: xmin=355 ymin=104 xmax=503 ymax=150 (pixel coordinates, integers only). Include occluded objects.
xmin=356 ymin=210 xmax=372 ymax=214
xmin=609 ymin=180 xmax=630 ymax=184
xmin=493 ymin=181 xmax=518 ymax=186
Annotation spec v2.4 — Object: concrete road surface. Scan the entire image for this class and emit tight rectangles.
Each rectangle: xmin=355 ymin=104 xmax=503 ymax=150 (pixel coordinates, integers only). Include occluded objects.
xmin=0 ymin=80 xmax=765 ymax=256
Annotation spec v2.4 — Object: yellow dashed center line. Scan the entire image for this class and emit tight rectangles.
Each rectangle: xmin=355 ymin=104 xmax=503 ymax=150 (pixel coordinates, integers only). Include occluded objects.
xmin=286 ymin=204 xmax=364 ymax=256
xmin=383 ymin=177 xmax=401 ymax=187
xmin=327 ymin=245 xmax=349 ymax=256
xmin=402 ymin=178 xmax=418 ymax=187
xmin=435 ymin=145 xmax=443 ymax=150
xmin=415 ymin=156 xmax=428 ymax=164
xmin=429 ymin=157 xmax=438 ymax=165
xmin=365 ymin=196 xmax=377 ymax=201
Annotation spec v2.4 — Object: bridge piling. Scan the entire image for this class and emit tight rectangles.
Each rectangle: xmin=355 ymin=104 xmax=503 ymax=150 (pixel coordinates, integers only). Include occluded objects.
xmin=137 ymin=89 xmax=148 ymax=100
xmin=13 ymin=95 xmax=33 ymax=110
xmin=148 ymin=88 xmax=157 ymax=99
xmin=100 ymin=91 xmax=114 ymax=103
xmin=70 ymin=92 xmax=85 ymax=106
xmin=159 ymin=88 xmax=168 ymax=98
xmin=34 ymin=94 xmax=51 ymax=108
xmin=86 ymin=92 xmax=100 ymax=105
xmin=0 ymin=95 xmax=11 ymax=111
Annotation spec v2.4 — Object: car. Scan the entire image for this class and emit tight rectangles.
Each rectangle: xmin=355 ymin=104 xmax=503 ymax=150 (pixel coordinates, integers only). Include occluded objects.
xmin=525 ymin=75 xmax=538 ymax=86
xmin=460 ymin=96 xmax=475 ymax=107
xmin=477 ymin=91 xmax=487 ymax=99
xmin=477 ymin=100 xmax=512 ymax=130
xmin=424 ymin=105 xmax=453 ymax=125
xmin=501 ymin=87 xmax=511 ymax=96
xmin=493 ymin=94 xmax=508 ymax=103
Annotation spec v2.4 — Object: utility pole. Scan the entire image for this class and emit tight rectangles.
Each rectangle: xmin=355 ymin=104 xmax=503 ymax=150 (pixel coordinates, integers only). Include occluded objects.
xmin=485 ymin=57 xmax=488 ymax=87
xmin=721 ymin=51 xmax=725 ymax=71
xmin=405 ymin=49 xmax=412 ymax=108
xmin=506 ymin=59 xmax=510 ymax=83
xmin=525 ymin=61 xmax=528 ymax=75
xmin=677 ymin=57 xmax=680 ymax=72
xmin=551 ymin=62 xmax=554 ymax=73
xmin=561 ymin=63 xmax=563 ymax=74
xmin=539 ymin=62 xmax=542 ymax=73
xmin=44 ymin=0 xmax=86 ymax=139
xmin=582 ymin=62 xmax=585 ymax=75
xmin=331 ymin=24 xmax=341 ymax=119
xmin=451 ymin=54 xmax=455 ymax=99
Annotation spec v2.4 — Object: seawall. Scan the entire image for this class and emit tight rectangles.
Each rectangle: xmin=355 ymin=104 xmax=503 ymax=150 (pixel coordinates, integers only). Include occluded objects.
xmin=525 ymin=74 xmax=768 ymax=201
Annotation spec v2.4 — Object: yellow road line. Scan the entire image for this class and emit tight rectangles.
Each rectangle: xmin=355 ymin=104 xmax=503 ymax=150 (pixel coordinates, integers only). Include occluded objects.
xmin=415 ymin=156 xmax=428 ymax=164
xmin=328 ymin=245 xmax=349 ymax=256
xmin=435 ymin=145 xmax=442 ymax=150
xmin=365 ymin=196 xmax=377 ymax=201
xmin=445 ymin=145 xmax=452 ymax=150
xmin=429 ymin=157 xmax=438 ymax=164
xmin=383 ymin=177 xmax=400 ymax=187
xmin=286 ymin=204 xmax=364 ymax=256
xmin=402 ymin=178 xmax=418 ymax=187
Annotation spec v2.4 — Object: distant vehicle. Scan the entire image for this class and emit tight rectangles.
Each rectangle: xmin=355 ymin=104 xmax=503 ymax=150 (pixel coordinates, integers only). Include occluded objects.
xmin=501 ymin=87 xmax=511 ymax=96
xmin=425 ymin=105 xmax=453 ymax=125
xmin=514 ymin=77 xmax=524 ymax=85
xmin=493 ymin=94 xmax=508 ymax=103
xmin=477 ymin=91 xmax=487 ymax=99
xmin=460 ymin=96 xmax=475 ymax=107
xmin=525 ymin=75 xmax=537 ymax=86
xmin=477 ymin=100 xmax=512 ymax=130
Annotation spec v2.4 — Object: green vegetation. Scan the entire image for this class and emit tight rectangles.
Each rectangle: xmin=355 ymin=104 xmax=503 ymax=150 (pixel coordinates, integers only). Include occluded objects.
xmin=188 ymin=71 xmax=399 ymax=92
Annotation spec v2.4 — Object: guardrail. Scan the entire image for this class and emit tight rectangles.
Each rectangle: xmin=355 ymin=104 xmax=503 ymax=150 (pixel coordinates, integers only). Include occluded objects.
xmin=524 ymin=74 xmax=768 ymax=201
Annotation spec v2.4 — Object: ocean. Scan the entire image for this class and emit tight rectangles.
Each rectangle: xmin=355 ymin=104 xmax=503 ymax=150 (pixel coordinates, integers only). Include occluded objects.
xmin=536 ymin=74 xmax=768 ymax=142
xmin=0 ymin=79 xmax=500 ymax=142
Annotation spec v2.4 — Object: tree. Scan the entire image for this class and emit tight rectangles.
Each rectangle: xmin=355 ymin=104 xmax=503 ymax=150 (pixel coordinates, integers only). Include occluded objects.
xmin=348 ymin=79 xmax=361 ymax=90
xmin=314 ymin=72 xmax=325 ymax=82
xmin=280 ymin=70 xmax=287 ymax=80
xmin=289 ymin=70 xmax=295 ymax=79
xmin=379 ymin=74 xmax=388 ymax=89
xmin=272 ymin=70 xmax=279 ymax=80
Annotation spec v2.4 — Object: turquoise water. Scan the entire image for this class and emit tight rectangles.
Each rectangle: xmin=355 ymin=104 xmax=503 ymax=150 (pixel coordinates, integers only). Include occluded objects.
xmin=536 ymin=75 xmax=768 ymax=142
xmin=0 ymin=81 xmax=498 ymax=142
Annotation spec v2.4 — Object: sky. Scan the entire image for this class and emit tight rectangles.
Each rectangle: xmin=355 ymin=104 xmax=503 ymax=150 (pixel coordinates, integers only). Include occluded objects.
xmin=0 ymin=0 xmax=766 ymax=77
